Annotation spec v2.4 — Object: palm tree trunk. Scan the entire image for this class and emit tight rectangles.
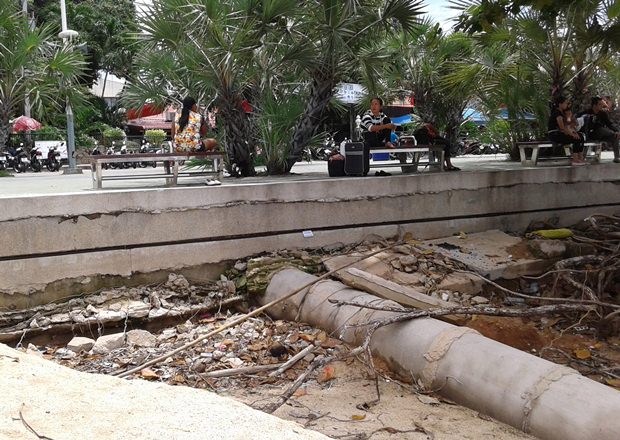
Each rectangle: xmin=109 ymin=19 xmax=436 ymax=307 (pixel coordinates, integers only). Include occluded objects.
xmin=0 ymin=104 xmax=11 ymax=150
xmin=219 ymin=94 xmax=256 ymax=177
xmin=288 ymin=72 xmax=336 ymax=171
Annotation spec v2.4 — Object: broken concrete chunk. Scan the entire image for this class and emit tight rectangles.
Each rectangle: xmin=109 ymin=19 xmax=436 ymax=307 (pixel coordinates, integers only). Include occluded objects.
xmin=471 ymin=296 xmax=490 ymax=305
xmin=92 ymin=333 xmax=125 ymax=354
xmin=399 ymin=255 xmax=418 ymax=267
xmin=126 ymin=330 xmax=157 ymax=347
xmin=96 ymin=310 xmax=126 ymax=322
xmin=527 ymin=239 xmax=567 ymax=259
xmin=67 ymin=336 xmax=96 ymax=353
xmin=234 ymin=261 xmax=248 ymax=272
xmin=126 ymin=301 xmax=151 ymax=318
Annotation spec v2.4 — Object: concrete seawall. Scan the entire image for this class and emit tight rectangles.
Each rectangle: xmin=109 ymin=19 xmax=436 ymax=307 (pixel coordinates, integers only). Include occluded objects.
xmin=1 ymin=165 xmax=619 ymax=308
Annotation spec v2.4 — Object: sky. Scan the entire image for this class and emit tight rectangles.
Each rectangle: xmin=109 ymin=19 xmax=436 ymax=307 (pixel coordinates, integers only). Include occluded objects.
xmin=423 ymin=0 xmax=459 ymax=29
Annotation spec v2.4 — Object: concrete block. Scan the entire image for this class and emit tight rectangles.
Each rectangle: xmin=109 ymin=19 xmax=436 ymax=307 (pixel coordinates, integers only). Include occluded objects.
xmin=92 ymin=333 xmax=125 ymax=354
xmin=67 ymin=337 xmax=95 ymax=353
xmin=126 ymin=330 xmax=156 ymax=348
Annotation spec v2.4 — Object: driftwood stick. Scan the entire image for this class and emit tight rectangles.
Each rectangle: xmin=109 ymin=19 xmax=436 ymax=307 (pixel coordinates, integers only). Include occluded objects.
xmin=115 ymin=240 xmax=404 ymax=378
xmin=18 ymin=404 xmax=55 ymax=440
xmin=201 ymin=363 xmax=281 ymax=378
xmin=328 ymin=300 xmax=594 ymax=320
xmin=268 ymin=343 xmax=317 ymax=377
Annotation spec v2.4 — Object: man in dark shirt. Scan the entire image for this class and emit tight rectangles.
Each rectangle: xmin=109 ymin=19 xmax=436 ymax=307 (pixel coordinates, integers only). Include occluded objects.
xmin=587 ymin=96 xmax=620 ymax=162
xmin=360 ymin=97 xmax=396 ymax=175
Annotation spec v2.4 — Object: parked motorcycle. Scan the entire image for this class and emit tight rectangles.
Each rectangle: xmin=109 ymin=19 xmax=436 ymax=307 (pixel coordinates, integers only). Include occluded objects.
xmin=104 ymin=146 xmax=115 ymax=169
xmin=11 ymin=144 xmax=30 ymax=173
xmin=29 ymin=147 xmax=43 ymax=172
xmin=119 ymin=144 xmax=136 ymax=169
xmin=45 ymin=145 xmax=62 ymax=171
xmin=138 ymin=142 xmax=156 ymax=168
xmin=0 ymin=150 xmax=6 ymax=171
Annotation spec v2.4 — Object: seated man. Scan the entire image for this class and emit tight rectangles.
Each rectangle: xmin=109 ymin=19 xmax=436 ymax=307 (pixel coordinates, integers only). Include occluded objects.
xmin=413 ymin=122 xmax=460 ymax=171
xmin=360 ymin=97 xmax=396 ymax=175
xmin=585 ymin=96 xmax=620 ymax=163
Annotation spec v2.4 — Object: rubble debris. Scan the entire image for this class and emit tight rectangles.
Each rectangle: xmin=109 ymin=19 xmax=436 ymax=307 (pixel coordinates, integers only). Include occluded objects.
xmin=93 ymin=333 xmax=125 ymax=355
xmin=67 ymin=337 xmax=95 ymax=353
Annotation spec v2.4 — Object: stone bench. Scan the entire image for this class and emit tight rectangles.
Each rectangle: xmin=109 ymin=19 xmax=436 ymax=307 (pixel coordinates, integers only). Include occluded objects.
xmin=369 ymin=145 xmax=445 ymax=172
xmin=89 ymin=151 xmax=225 ymax=189
xmin=517 ymin=141 xmax=602 ymax=166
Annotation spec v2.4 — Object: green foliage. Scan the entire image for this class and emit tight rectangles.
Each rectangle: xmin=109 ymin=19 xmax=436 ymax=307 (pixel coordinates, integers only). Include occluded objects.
xmin=0 ymin=0 xmax=85 ymax=148
xmin=86 ymin=122 xmax=112 ymax=138
xmin=480 ymin=119 xmax=512 ymax=153
xmin=144 ymin=130 xmax=166 ymax=146
xmin=32 ymin=0 xmax=140 ymax=83
xmin=255 ymin=92 xmax=306 ymax=175
xmin=0 ymin=170 xmax=13 ymax=177
xmin=102 ymin=127 xmax=125 ymax=146
xmin=34 ymin=126 xmax=65 ymax=141
xmin=76 ymin=133 xmax=97 ymax=150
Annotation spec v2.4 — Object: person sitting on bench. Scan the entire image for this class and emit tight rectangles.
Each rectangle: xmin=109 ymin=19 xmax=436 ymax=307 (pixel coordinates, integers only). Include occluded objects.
xmin=413 ymin=122 xmax=460 ymax=171
xmin=171 ymin=96 xmax=217 ymax=153
xmin=585 ymin=96 xmax=620 ymax=163
xmin=547 ymin=96 xmax=586 ymax=166
xmin=360 ymin=97 xmax=396 ymax=176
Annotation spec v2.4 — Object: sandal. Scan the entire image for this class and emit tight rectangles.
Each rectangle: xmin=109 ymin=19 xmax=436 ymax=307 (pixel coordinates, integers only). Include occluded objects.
xmin=375 ymin=170 xmax=392 ymax=176
xmin=446 ymin=166 xmax=461 ymax=171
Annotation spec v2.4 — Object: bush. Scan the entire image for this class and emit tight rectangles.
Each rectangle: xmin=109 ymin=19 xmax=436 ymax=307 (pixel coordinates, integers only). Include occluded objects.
xmin=102 ymin=127 xmax=126 ymax=146
xmin=480 ymin=119 xmax=511 ymax=153
xmin=87 ymin=122 xmax=112 ymax=138
xmin=34 ymin=126 xmax=65 ymax=141
xmin=144 ymin=129 xmax=166 ymax=146
xmin=76 ymin=133 xmax=97 ymax=150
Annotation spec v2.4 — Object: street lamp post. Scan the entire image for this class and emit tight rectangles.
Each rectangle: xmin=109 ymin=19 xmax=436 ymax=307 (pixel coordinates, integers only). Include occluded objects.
xmin=59 ymin=0 xmax=82 ymax=175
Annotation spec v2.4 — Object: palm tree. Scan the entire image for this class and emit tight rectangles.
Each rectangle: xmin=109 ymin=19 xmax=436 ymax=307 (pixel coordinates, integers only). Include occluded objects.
xmin=124 ymin=0 xmax=302 ymax=177
xmin=0 ymin=0 xmax=85 ymax=149
xmin=284 ymin=0 xmax=424 ymax=169
xmin=377 ymin=22 xmax=475 ymax=146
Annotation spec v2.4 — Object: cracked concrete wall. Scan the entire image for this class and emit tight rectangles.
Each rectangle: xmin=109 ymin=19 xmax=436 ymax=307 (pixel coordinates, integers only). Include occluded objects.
xmin=1 ymin=165 xmax=619 ymax=306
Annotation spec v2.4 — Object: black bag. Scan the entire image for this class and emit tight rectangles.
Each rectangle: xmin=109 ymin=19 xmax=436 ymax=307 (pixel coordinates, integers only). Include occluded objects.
xmin=344 ymin=142 xmax=364 ymax=176
xmin=328 ymin=154 xmax=345 ymax=177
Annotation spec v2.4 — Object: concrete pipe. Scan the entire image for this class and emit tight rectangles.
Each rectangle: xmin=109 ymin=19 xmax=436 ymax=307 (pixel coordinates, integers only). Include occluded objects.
xmin=263 ymin=268 xmax=620 ymax=440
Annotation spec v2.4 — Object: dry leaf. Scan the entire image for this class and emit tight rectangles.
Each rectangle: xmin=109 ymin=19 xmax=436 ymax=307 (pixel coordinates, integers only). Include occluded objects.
xmin=574 ymin=348 xmax=591 ymax=360
xmin=316 ymin=331 xmax=328 ymax=342
xmin=605 ymin=378 xmax=620 ymax=388
xmin=417 ymin=394 xmax=440 ymax=405
xmin=287 ymin=332 xmax=300 ymax=343
xmin=172 ymin=374 xmax=185 ymax=383
xmin=139 ymin=368 xmax=160 ymax=380
xmin=321 ymin=338 xmax=341 ymax=349
xmin=351 ymin=414 xmax=366 ymax=421
xmin=247 ymin=343 xmax=265 ymax=352
xmin=299 ymin=334 xmax=316 ymax=343
xmin=317 ymin=364 xmax=336 ymax=383
xmin=292 ymin=387 xmax=308 ymax=397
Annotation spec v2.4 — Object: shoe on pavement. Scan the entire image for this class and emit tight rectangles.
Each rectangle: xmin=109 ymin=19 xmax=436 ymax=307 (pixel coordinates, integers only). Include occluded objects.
xmin=205 ymin=179 xmax=221 ymax=186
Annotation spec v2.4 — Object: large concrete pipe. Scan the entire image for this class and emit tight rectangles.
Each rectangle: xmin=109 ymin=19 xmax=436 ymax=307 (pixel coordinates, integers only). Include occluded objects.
xmin=263 ymin=269 xmax=620 ymax=440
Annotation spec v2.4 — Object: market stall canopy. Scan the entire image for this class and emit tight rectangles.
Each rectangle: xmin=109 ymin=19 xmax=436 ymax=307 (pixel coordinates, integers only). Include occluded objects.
xmin=126 ymin=107 xmax=176 ymax=133
xmin=12 ymin=116 xmax=42 ymax=132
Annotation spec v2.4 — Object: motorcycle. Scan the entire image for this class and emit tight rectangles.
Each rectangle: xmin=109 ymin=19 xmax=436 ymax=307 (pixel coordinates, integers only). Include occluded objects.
xmin=45 ymin=145 xmax=62 ymax=171
xmin=138 ymin=143 xmax=156 ymax=168
xmin=29 ymin=147 xmax=43 ymax=172
xmin=0 ymin=150 xmax=6 ymax=171
xmin=119 ymin=145 xmax=136 ymax=169
xmin=90 ymin=145 xmax=102 ymax=172
xmin=11 ymin=145 xmax=30 ymax=173
xmin=104 ymin=146 xmax=115 ymax=169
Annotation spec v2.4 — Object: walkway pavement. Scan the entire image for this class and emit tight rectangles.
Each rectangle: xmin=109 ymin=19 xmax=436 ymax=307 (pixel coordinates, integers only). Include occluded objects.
xmin=0 ymin=152 xmax=617 ymax=198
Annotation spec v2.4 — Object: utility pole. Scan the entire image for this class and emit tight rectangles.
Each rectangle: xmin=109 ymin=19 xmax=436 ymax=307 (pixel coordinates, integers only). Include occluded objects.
xmin=21 ymin=0 xmax=33 ymax=118
xmin=59 ymin=0 xmax=82 ymax=174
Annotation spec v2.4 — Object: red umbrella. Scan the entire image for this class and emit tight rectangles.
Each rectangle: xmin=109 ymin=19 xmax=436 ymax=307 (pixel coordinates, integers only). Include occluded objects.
xmin=12 ymin=116 xmax=42 ymax=132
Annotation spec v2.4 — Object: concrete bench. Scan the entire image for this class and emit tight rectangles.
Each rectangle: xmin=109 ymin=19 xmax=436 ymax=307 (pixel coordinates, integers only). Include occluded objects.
xmin=89 ymin=151 xmax=224 ymax=189
xmin=517 ymin=141 xmax=602 ymax=166
xmin=369 ymin=145 xmax=445 ymax=172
